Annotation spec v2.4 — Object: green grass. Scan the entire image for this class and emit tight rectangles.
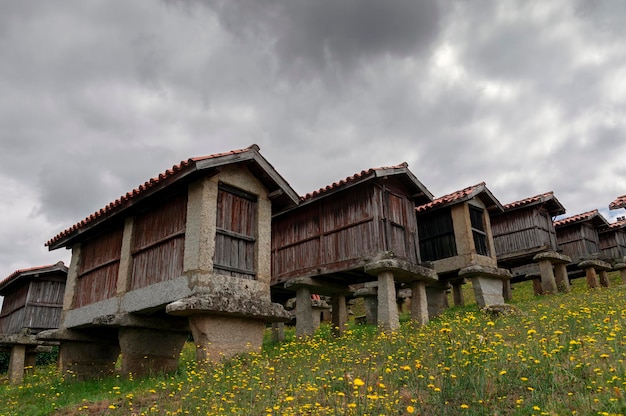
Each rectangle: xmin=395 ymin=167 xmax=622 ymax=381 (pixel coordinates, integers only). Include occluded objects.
xmin=2 ymin=274 xmax=626 ymax=415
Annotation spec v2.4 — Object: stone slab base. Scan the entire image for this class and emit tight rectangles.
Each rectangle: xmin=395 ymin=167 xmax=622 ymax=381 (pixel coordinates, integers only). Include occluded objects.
xmin=59 ymin=341 xmax=120 ymax=380
xmin=471 ymin=276 xmax=505 ymax=308
xmin=188 ymin=315 xmax=264 ymax=362
xmin=118 ymin=327 xmax=187 ymax=376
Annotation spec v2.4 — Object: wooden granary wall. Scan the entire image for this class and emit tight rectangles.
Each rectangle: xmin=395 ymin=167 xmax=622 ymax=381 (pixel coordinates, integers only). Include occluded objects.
xmin=0 ymin=263 xmax=67 ymax=335
xmin=272 ymin=169 xmax=428 ymax=286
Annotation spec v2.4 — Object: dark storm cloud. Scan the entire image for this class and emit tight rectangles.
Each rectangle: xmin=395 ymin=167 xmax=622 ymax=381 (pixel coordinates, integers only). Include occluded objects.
xmin=195 ymin=0 xmax=441 ymax=82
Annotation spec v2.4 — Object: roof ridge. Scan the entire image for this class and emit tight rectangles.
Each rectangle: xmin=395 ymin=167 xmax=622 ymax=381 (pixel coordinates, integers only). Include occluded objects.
xmin=301 ymin=162 xmax=409 ymax=201
xmin=46 ymin=145 xmax=259 ymax=248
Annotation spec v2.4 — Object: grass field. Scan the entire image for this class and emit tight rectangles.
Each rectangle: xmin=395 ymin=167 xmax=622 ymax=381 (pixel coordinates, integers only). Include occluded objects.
xmin=2 ymin=274 xmax=626 ymax=415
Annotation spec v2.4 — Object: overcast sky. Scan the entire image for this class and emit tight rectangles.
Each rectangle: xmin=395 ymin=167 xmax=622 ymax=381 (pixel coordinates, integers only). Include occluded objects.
xmin=1 ymin=0 xmax=625 ymax=281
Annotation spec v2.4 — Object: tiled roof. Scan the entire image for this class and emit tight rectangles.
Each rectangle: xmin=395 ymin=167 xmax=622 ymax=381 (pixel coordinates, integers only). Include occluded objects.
xmin=46 ymin=144 xmax=299 ymax=250
xmin=502 ymin=191 xmax=566 ymax=216
xmin=553 ymin=209 xmax=609 ymax=228
xmin=602 ymin=217 xmax=626 ymax=231
xmin=0 ymin=261 xmax=67 ymax=294
xmin=300 ymin=162 xmax=433 ymax=203
xmin=609 ymin=194 xmax=626 ymax=210
xmin=415 ymin=182 xmax=503 ymax=214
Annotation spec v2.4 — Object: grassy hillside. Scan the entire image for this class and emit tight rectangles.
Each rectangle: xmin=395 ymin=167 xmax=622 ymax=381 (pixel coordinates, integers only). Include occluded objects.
xmin=2 ymin=275 xmax=626 ymax=415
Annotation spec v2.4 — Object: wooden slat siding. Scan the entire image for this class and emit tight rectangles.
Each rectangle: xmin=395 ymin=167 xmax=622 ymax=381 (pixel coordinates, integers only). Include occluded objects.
xmin=272 ymin=208 xmax=322 ymax=278
xmin=0 ymin=307 xmax=26 ymax=335
xmin=557 ymin=224 xmax=600 ymax=262
xmin=273 ymin=184 xmax=400 ymax=282
xmin=385 ymin=189 xmax=418 ymax=262
xmin=418 ymin=207 xmax=457 ymax=262
xmin=214 ymin=185 xmax=257 ymax=279
xmin=23 ymin=305 xmax=62 ymax=333
xmin=131 ymin=193 xmax=187 ymax=290
xmin=492 ymin=207 xmax=557 ymax=256
xmin=75 ymin=225 xmax=124 ymax=308
xmin=0 ymin=283 xmax=28 ymax=317
xmin=27 ymin=279 xmax=65 ymax=305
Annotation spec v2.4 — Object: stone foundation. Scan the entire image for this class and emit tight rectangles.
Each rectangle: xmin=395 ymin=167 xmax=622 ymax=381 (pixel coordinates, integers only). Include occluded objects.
xmin=187 ymin=315 xmax=265 ymax=362
xmin=118 ymin=327 xmax=187 ymax=375
xmin=458 ymin=265 xmax=512 ymax=309
xmin=578 ymin=259 xmax=612 ymax=289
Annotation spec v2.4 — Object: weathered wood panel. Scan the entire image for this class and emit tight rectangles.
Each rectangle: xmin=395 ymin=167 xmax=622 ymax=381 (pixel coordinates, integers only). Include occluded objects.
xmin=131 ymin=193 xmax=187 ymax=290
xmin=75 ymin=225 xmax=124 ymax=307
xmin=0 ymin=307 xmax=26 ymax=334
xmin=27 ymin=280 xmax=65 ymax=305
xmin=492 ymin=207 xmax=559 ymax=260
xmin=556 ymin=223 xmax=600 ymax=262
xmin=23 ymin=305 xmax=62 ymax=333
xmin=0 ymin=283 xmax=28 ymax=317
xmin=214 ymin=184 xmax=257 ymax=279
xmin=599 ymin=230 xmax=626 ymax=260
xmin=272 ymin=182 xmax=420 ymax=282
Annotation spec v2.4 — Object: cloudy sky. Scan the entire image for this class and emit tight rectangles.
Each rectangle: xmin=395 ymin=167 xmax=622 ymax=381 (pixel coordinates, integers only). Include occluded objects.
xmin=1 ymin=0 xmax=625 ymax=281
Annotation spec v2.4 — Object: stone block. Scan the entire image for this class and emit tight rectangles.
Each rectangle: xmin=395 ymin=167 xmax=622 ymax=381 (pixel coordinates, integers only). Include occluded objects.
xmin=188 ymin=315 xmax=265 ymax=362
xmin=470 ymin=276 xmax=505 ymax=308
xmin=118 ymin=327 xmax=187 ymax=376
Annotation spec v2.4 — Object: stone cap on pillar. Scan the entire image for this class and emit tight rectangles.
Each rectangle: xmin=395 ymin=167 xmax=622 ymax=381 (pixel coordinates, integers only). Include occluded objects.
xmin=0 ymin=334 xmax=54 ymax=347
xmin=613 ymin=262 xmax=626 ymax=271
xmin=458 ymin=265 xmax=512 ymax=281
xmin=363 ymin=258 xmax=438 ymax=284
xmin=37 ymin=328 xmax=118 ymax=344
xmin=284 ymin=277 xmax=354 ymax=296
xmin=166 ymin=295 xmax=291 ymax=323
xmin=533 ymin=251 xmax=571 ymax=264
xmin=578 ymin=259 xmax=612 ymax=271
xmin=353 ymin=286 xmax=377 ymax=298
xmin=91 ymin=313 xmax=189 ymax=332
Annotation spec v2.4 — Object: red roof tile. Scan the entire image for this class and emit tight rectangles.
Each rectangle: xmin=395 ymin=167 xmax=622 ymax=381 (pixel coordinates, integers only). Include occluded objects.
xmin=0 ymin=261 xmax=67 ymax=294
xmin=604 ymin=217 xmax=626 ymax=231
xmin=415 ymin=182 xmax=503 ymax=214
xmin=609 ymin=194 xmax=626 ymax=210
xmin=553 ymin=209 xmax=609 ymax=228
xmin=46 ymin=144 xmax=299 ymax=250
xmin=300 ymin=162 xmax=433 ymax=203
xmin=502 ymin=191 xmax=566 ymax=216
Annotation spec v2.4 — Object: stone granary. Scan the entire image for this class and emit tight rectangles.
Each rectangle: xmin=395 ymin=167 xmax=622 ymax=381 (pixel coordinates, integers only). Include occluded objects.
xmin=271 ymin=163 xmax=438 ymax=334
xmin=554 ymin=209 xmax=612 ymax=288
xmin=599 ymin=217 xmax=626 ymax=263
xmin=415 ymin=182 xmax=511 ymax=310
xmin=38 ymin=145 xmax=299 ymax=380
xmin=0 ymin=262 xmax=67 ymax=383
xmin=491 ymin=192 xmax=571 ymax=294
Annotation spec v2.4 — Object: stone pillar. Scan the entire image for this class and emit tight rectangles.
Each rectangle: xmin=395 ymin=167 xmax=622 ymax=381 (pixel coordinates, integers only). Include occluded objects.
xmin=599 ymin=270 xmax=611 ymax=288
xmin=331 ymin=295 xmax=348 ymax=337
xmin=554 ymin=263 xmax=570 ymax=292
xmin=426 ymin=286 xmax=448 ymax=319
xmin=459 ymin=265 xmax=511 ymax=309
xmin=118 ymin=327 xmax=187 ymax=376
xmin=471 ymin=276 xmax=504 ymax=308
xmin=585 ymin=267 xmax=599 ymax=288
xmin=410 ymin=281 xmax=429 ymax=326
xmin=533 ymin=252 xmax=571 ymax=294
xmin=116 ymin=216 xmax=135 ymax=294
xmin=188 ymin=315 xmax=265 ymax=362
xmin=537 ymin=258 xmax=557 ymax=294
xmin=502 ymin=279 xmax=512 ymax=302
xmin=271 ymin=322 xmax=285 ymax=343
xmin=8 ymin=344 xmax=26 ymax=384
xmin=353 ymin=283 xmax=378 ymax=325
xmin=377 ymin=271 xmax=399 ymax=332
xmin=531 ymin=275 xmax=543 ymax=295
xmin=363 ymin=295 xmax=378 ymax=325
xmin=451 ymin=281 xmax=465 ymax=306
xmin=58 ymin=341 xmax=120 ymax=380
xmin=295 ymin=286 xmax=314 ymax=337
